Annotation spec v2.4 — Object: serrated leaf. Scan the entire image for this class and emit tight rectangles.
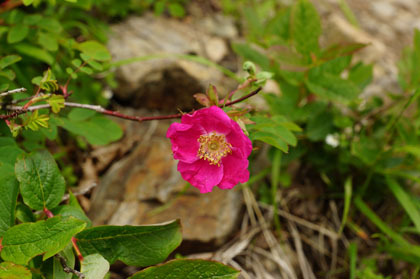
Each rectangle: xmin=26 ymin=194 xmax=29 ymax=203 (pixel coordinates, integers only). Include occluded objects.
xmin=58 ymin=115 xmax=123 ymax=146
xmin=7 ymin=25 xmax=29 ymax=44
xmin=24 ymin=110 xmax=49 ymax=131
xmin=129 ymin=259 xmax=240 ymax=279
xmin=291 ymin=0 xmax=321 ymax=59
xmin=78 ymin=41 xmax=111 ymax=61
xmin=40 ymin=68 xmax=59 ymax=92
xmin=249 ymin=115 xmax=299 ymax=152
xmin=47 ymin=94 xmax=65 ymax=113
xmin=0 ymin=262 xmax=31 ymax=279
xmin=15 ymin=150 xmax=66 ymax=211
xmin=81 ymin=254 xmax=110 ymax=279
xmin=14 ymin=43 xmax=54 ymax=64
xmin=1 ymin=216 xmax=86 ymax=265
xmin=306 ymin=72 xmax=360 ymax=102
xmin=0 ymin=173 xmax=19 ymax=237
xmin=0 ymin=55 xmax=21 ymax=69
xmin=76 ymin=220 xmax=182 ymax=267
xmin=251 ymin=131 xmax=288 ymax=152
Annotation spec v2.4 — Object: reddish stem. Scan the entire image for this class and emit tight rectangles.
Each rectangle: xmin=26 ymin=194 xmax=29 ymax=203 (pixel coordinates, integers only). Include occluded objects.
xmin=22 ymin=87 xmax=41 ymax=110
xmin=0 ymin=237 xmax=3 ymax=253
xmin=72 ymin=237 xmax=84 ymax=262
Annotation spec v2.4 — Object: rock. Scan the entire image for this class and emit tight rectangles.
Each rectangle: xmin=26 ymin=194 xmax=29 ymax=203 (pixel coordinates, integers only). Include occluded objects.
xmin=88 ymin=113 xmax=243 ymax=243
xmin=107 ymin=14 xmax=237 ymax=112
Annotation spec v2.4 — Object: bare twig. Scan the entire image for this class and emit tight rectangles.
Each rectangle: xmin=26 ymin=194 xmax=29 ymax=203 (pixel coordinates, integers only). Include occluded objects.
xmin=0 ymin=88 xmax=27 ymax=98
xmin=55 ymin=254 xmax=85 ymax=279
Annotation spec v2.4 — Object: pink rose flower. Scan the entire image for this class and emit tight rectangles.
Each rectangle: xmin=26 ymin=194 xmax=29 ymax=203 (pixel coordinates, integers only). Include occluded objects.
xmin=167 ymin=106 xmax=252 ymax=193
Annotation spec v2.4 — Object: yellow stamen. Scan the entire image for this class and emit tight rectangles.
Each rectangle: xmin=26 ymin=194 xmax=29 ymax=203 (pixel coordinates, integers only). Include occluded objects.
xmin=197 ymin=132 xmax=232 ymax=166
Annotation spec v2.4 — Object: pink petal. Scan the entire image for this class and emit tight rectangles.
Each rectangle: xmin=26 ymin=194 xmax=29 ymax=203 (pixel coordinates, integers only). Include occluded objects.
xmin=217 ymin=151 xmax=250 ymax=190
xmin=178 ymin=160 xmax=223 ymax=193
xmin=167 ymin=123 xmax=203 ymax=163
xmin=226 ymin=120 xmax=252 ymax=158
xmin=181 ymin=106 xmax=233 ymax=135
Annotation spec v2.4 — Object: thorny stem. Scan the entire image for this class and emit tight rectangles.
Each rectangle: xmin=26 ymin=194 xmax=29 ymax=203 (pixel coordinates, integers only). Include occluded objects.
xmin=56 ymin=254 xmax=85 ymax=279
xmin=0 ymin=87 xmax=262 ymax=122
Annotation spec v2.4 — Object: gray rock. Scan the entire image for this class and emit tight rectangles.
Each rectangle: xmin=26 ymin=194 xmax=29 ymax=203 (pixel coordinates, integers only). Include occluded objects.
xmin=107 ymin=14 xmax=237 ymax=111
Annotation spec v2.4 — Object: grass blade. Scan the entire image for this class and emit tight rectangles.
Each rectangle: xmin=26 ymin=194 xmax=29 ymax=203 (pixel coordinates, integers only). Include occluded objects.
xmin=386 ymin=177 xmax=420 ymax=233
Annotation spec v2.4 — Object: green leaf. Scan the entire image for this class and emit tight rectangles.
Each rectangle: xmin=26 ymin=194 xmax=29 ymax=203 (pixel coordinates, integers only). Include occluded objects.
xmin=68 ymin=108 xmax=96 ymax=121
xmin=232 ymin=43 xmax=270 ymax=70
xmin=0 ymin=84 xmax=9 ymax=92
xmin=348 ymin=62 xmax=373 ymax=89
xmin=0 ymin=262 xmax=31 ymax=279
xmin=37 ymin=18 xmax=63 ymax=34
xmin=306 ymin=72 xmax=360 ymax=102
xmin=41 ymin=243 xmax=75 ymax=279
xmin=249 ymin=115 xmax=299 ymax=152
xmin=306 ymin=111 xmax=334 ymax=141
xmin=58 ymin=115 xmax=123 ymax=146
xmin=0 ymin=69 xmax=16 ymax=80
xmin=76 ymin=220 xmax=182 ymax=267
xmin=7 ymin=25 xmax=29 ymax=44
xmin=14 ymin=43 xmax=54 ymax=64
xmin=22 ymin=0 xmax=34 ymax=5
xmin=0 ymin=146 xmax=24 ymax=166
xmin=15 ymin=150 xmax=66 ymax=211
xmin=80 ymin=254 xmax=110 ymax=279
xmin=39 ymin=68 xmax=59 ymax=92
xmin=291 ymin=0 xmax=322 ymax=58
xmin=24 ymin=110 xmax=49 ymax=131
xmin=311 ymin=56 xmax=352 ymax=76
xmin=129 ymin=259 xmax=240 ymax=279
xmin=168 ymin=3 xmax=185 ymax=18
xmin=38 ymin=32 xmax=58 ymax=52
xmin=0 ymin=174 xmax=19 ymax=237
xmin=15 ymin=203 xmax=36 ymax=223
xmin=0 ymin=55 xmax=21 ymax=69
xmin=52 ymin=205 xmax=92 ymax=227
xmin=1 ymin=216 xmax=86 ymax=265
xmin=78 ymin=41 xmax=111 ymax=61
xmin=47 ymin=95 xmax=65 ymax=113
xmin=71 ymin=58 xmax=82 ymax=68
xmin=386 ymin=177 xmax=420 ymax=233
xmin=80 ymin=66 xmax=93 ymax=75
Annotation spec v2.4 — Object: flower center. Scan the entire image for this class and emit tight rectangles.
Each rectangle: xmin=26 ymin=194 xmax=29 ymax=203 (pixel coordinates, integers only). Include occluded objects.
xmin=197 ymin=132 xmax=232 ymax=166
